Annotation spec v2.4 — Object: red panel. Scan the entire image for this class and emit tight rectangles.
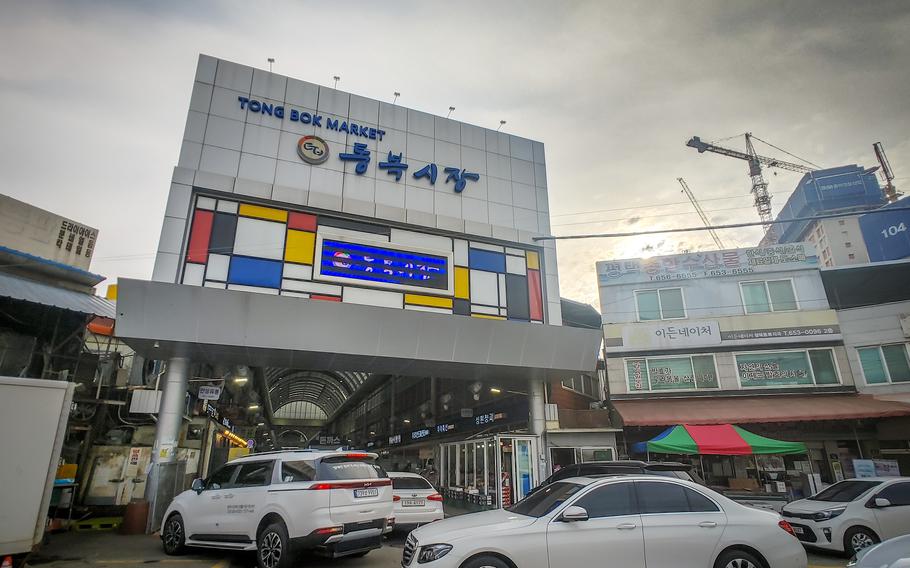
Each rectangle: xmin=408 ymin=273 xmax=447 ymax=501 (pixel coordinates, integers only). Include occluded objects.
xmin=310 ymin=294 xmax=341 ymax=302
xmin=187 ymin=210 xmax=214 ymax=264
xmin=287 ymin=212 xmax=317 ymax=232
xmin=685 ymin=424 xmax=751 ymax=455
xmin=527 ymin=269 xmax=543 ymax=321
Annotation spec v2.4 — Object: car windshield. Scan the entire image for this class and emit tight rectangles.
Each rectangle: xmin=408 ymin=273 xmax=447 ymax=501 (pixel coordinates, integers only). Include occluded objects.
xmin=508 ymin=482 xmax=583 ymax=518
xmin=809 ymin=480 xmax=882 ymax=502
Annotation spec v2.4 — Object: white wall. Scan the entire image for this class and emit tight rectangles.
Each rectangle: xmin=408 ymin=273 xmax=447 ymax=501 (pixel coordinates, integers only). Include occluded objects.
xmin=838 ymin=301 xmax=910 ymax=395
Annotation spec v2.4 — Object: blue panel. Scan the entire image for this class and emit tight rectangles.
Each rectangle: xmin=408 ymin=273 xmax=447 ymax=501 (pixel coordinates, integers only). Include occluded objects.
xmin=320 ymin=239 xmax=449 ymax=290
xmin=859 ymin=198 xmax=910 ymax=262
xmin=227 ymin=256 xmax=283 ymax=288
xmin=468 ymin=248 xmax=506 ymax=273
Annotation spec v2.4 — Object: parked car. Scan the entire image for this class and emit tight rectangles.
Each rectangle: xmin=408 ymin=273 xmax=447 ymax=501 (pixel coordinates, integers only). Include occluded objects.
xmin=160 ymin=450 xmax=394 ymax=568
xmin=404 ymin=475 xmax=807 ymax=568
xmin=389 ymin=472 xmax=444 ymax=530
xmin=847 ymin=534 xmax=910 ymax=567
xmin=781 ymin=477 xmax=910 ymax=557
xmin=530 ymin=460 xmax=701 ymax=495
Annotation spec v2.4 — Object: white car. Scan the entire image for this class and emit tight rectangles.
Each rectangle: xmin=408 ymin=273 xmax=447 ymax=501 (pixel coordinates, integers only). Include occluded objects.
xmin=782 ymin=477 xmax=910 ymax=556
xmin=404 ymin=475 xmax=807 ymax=568
xmin=389 ymin=472 xmax=444 ymax=529
xmin=159 ymin=449 xmax=394 ymax=568
xmin=848 ymin=534 xmax=910 ymax=568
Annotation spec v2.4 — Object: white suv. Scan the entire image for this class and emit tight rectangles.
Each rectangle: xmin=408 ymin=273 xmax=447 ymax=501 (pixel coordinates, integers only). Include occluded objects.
xmin=160 ymin=450 xmax=394 ymax=568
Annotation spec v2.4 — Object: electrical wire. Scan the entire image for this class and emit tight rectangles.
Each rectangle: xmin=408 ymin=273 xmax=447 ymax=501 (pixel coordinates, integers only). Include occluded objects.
xmin=550 ymin=192 xmax=784 ymax=218
xmin=551 ymin=204 xmax=757 ymax=228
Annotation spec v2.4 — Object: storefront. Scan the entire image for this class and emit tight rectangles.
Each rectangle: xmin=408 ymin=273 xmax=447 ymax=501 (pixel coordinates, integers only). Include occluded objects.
xmin=439 ymin=435 xmax=538 ymax=510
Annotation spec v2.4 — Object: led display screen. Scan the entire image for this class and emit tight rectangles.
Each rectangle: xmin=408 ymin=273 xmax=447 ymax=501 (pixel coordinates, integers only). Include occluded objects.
xmin=317 ymin=238 xmax=450 ymax=291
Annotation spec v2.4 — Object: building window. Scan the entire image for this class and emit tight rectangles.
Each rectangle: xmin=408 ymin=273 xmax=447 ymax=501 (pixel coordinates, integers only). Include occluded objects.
xmin=561 ymin=374 xmax=596 ymax=398
xmin=625 ymin=355 xmax=718 ymax=392
xmin=550 ymin=447 xmax=616 ymax=472
xmin=740 ymin=280 xmax=798 ymax=314
xmin=635 ymin=288 xmax=686 ymax=321
xmin=735 ymin=349 xmax=839 ymax=387
xmin=858 ymin=344 xmax=910 ymax=384
xmin=845 ymin=241 xmax=852 ymax=248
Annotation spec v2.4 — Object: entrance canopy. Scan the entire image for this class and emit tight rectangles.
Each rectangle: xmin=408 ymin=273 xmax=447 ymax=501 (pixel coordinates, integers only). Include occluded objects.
xmin=632 ymin=424 xmax=808 ymax=455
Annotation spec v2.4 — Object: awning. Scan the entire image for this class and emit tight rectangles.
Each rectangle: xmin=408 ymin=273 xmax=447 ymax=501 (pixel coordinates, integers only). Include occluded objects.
xmin=613 ymin=394 xmax=910 ymax=426
xmin=631 ymin=424 xmax=807 ymax=455
xmin=0 ymin=271 xmax=115 ymax=318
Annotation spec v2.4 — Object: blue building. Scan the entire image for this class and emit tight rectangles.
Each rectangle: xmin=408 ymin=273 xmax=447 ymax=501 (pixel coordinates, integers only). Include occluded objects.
xmin=859 ymin=196 xmax=910 ymax=262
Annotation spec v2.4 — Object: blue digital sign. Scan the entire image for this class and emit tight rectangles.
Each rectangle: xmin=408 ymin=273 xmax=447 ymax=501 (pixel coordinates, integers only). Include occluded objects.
xmin=859 ymin=199 xmax=910 ymax=262
xmin=317 ymin=239 xmax=449 ymax=291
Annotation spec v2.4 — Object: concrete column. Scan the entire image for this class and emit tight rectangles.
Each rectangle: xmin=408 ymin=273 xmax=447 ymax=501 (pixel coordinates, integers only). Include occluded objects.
xmin=429 ymin=377 xmax=438 ymax=423
xmin=388 ymin=376 xmax=396 ymax=431
xmin=528 ymin=378 xmax=546 ymax=436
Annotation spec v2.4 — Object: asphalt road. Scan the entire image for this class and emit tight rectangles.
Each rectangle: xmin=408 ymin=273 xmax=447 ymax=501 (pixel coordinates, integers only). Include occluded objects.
xmin=27 ymin=530 xmax=848 ymax=568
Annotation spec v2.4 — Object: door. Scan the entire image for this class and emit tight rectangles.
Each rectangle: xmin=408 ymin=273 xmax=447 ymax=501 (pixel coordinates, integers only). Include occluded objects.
xmin=497 ymin=436 xmax=538 ymax=506
xmin=636 ymin=480 xmax=726 ymax=568
xmin=513 ymin=439 xmax=535 ymax=502
xmin=191 ymin=464 xmax=239 ymax=537
xmin=547 ymin=480 xmax=645 ymax=568
xmin=220 ymin=461 xmax=274 ymax=539
xmin=872 ymin=481 xmax=910 ymax=539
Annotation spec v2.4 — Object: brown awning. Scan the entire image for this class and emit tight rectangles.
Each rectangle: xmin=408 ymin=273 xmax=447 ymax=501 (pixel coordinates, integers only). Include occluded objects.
xmin=613 ymin=394 xmax=910 ymax=427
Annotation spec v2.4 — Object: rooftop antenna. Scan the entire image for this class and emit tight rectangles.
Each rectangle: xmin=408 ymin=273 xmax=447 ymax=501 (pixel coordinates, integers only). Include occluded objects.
xmin=267 ymin=57 xmax=275 ymax=73
xmin=447 ymin=106 xmax=455 ymax=118
xmin=333 ymin=75 xmax=340 ymax=89
xmin=393 ymin=92 xmax=400 ymax=105
xmin=497 ymin=120 xmax=506 ymax=131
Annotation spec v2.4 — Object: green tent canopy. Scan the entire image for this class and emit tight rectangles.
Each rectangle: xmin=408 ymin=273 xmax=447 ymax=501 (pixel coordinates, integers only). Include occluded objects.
xmin=632 ymin=424 xmax=808 ymax=456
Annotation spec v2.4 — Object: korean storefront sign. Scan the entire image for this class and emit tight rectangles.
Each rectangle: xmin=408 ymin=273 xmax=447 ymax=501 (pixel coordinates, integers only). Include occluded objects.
xmin=202 ymin=400 xmax=234 ymax=431
xmin=735 ymin=351 xmax=814 ymax=387
xmin=626 ymin=355 xmax=719 ymax=392
xmin=597 ymin=244 xmax=818 ymax=286
xmin=621 ymin=320 xmax=721 ymax=350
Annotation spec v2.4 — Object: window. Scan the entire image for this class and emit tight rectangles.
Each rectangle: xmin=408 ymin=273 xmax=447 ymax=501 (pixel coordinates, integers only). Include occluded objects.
xmin=509 ymin=482 xmax=583 ymax=518
xmin=809 ymin=480 xmax=882 ymax=502
xmin=635 ymin=288 xmax=685 ymax=321
xmin=859 ymin=345 xmax=910 ymax=384
xmin=562 ymin=374 xmax=596 ymax=397
xmin=740 ymin=280 xmax=797 ymax=314
xmin=684 ymin=488 xmax=720 ymax=512
xmin=625 ymin=355 xmax=718 ymax=391
xmin=878 ymin=482 xmax=910 ymax=506
xmin=845 ymin=242 xmax=852 ymax=248
xmin=636 ymin=481 xmax=719 ymax=513
xmin=391 ymin=476 xmax=433 ymax=490
xmin=206 ymin=465 xmax=238 ymax=490
xmin=235 ymin=461 xmax=274 ymax=487
xmin=317 ymin=457 xmax=386 ymax=480
xmin=736 ymin=349 xmax=839 ymax=387
xmin=281 ymin=460 xmax=316 ymax=482
xmin=580 ymin=448 xmax=615 ymax=462
xmin=574 ymin=482 xmax=637 ymax=518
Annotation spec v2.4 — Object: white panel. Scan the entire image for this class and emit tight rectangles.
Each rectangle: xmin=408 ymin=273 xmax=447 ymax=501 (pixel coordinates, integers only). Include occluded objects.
xmin=204 ymin=115 xmax=245 ymax=150
xmin=486 ymin=130 xmax=510 ymax=156
xmin=506 ymin=255 xmax=527 ymax=275
xmin=510 ymin=136 xmax=534 ymax=161
xmin=234 ymin=217 xmax=285 ymax=260
xmin=183 ymin=110 xmax=208 ymax=143
xmin=234 ymin=178 xmax=271 ymax=199
xmin=204 ymin=281 xmax=227 ymax=289
xmin=375 ymin=179 xmax=405 ymax=209
xmin=487 ymin=177 xmax=513 ymax=205
xmin=151 ymin=252 xmax=179 ymax=283
xmin=486 ymin=153 xmax=512 ymax=180
xmin=342 ymin=287 xmax=403 ymax=309
xmin=280 ymin=291 xmax=310 ymax=298
xmin=166 ymin=184 xmax=192 ymax=219
xmin=349 ymin=94 xmax=380 ymax=123
xmin=378 ymin=102 xmax=408 ymax=131
xmin=275 ymin=160 xmax=311 ymax=190
xmin=405 ymin=305 xmax=452 ymax=315
xmin=505 ymin=247 xmax=525 ymax=256
xmin=461 ymin=146 xmax=487 ymax=174
xmin=317 ymin=227 xmax=388 ymax=243
xmin=285 ymin=78 xmax=319 ymax=108
xmin=309 ymin=168 xmax=344 ymax=197
xmin=189 ymin=82 xmax=213 ymax=113
xmin=498 ymin=273 xmax=507 ymax=307
xmin=471 ymin=304 xmax=499 ymax=315
xmin=434 ymin=139 xmax=461 ymax=166
xmin=534 ymin=162 xmax=548 ymax=188
xmin=434 ymin=116 xmax=461 ymax=144
xmin=405 ymin=187 xmax=434 ymax=214
xmin=178 ymin=141 xmax=202 ymax=170
xmin=209 ymin=86 xmax=247 ymax=121
xmin=469 ymin=242 xmax=505 ymax=253
xmin=536 ymin=189 xmax=549 ymax=212
xmin=462 ymin=198 xmax=489 ymax=224
xmin=228 ymin=284 xmax=280 ymax=295
xmin=158 ymin=217 xmax=185 ymax=254
xmin=434 ymin=192 xmax=462 ymax=219
xmin=283 ymin=264 xmax=313 ymax=280
xmin=251 ymin=69 xmax=287 ymax=100
xmin=216 ymin=200 xmax=238 ymax=213
xmin=196 ymin=196 xmax=217 ymax=210
xmin=194 ymin=170 xmax=235 ymax=193
xmin=214 ymin=60 xmax=253 ymax=92
xmin=407 ymin=108 xmax=435 ymax=137
xmin=241 ymin=123 xmax=281 ymax=157
xmin=273 ymin=185 xmax=308 ymax=207
xmin=532 ymin=140 xmax=546 ymax=163
xmin=316 ymin=86 xmax=350 ymax=116
xmin=437 ymin=215 xmax=464 ymax=233
xmin=406 ymin=133 xmax=435 ymax=162
xmin=454 ymin=240 xmax=469 ymax=266
xmin=514 ymin=207 xmax=539 ymax=232
xmin=461 ymin=123 xmax=486 ymax=151
xmin=512 ymin=182 xmax=537 ymax=210
xmin=199 ymin=145 xmax=240 ymax=177
xmin=489 ymin=203 xmax=515 ymax=229
xmin=172 ymin=166 xmax=195 ymax=185
xmin=491 ymin=226 xmax=518 ymax=242
xmin=510 ymin=158 xmax=535 ymax=185
xmin=343 ymin=174 xmax=375 ymax=202
xmin=390 ymin=229 xmax=452 ymax=252
xmin=182 ymin=263 xmax=205 ymax=286
xmin=548 ymin=301 xmax=563 ymax=325
xmin=280 ymin=279 xmax=342 ymax=295
xmin=196 ymin=55 xmax=218 ymax=84
xmin=469 ymin=270 xmax=499 ymax=306
xmin=206 ymin=254 xmax=231 ymax=281
xmin=238 ymin=153 xmax=276 ymax=184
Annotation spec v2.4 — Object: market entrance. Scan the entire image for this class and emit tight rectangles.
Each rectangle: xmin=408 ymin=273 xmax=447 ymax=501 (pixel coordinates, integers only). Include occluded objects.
xmin=439 ymin=435 xmax=539 ymax=511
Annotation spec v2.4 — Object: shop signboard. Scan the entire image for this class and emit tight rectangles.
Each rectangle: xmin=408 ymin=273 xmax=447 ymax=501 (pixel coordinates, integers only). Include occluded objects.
xmin=625 ymin=355 xmax=718 ymax=392
xmin=873 ymin=459 xmax=901 ymax=477
xmin=197 ymin=385 xmax=222 ymax=400
xmin=853 ymin=459 xmax=876 ymax=478
xmin=621 ymin=320 xmax=721 ymax=349
xmin=736 ymin=351 xmax=814 ymax=387
xmin=202 ymin=400 xmax=233 ymax=431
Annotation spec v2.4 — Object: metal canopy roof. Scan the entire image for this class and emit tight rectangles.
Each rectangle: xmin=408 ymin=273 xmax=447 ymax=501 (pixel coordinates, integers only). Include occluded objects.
xmin=0 ymin=271 xmax=115 ymax=318
xmin=265 ymin=369 xmax=369 ymax=416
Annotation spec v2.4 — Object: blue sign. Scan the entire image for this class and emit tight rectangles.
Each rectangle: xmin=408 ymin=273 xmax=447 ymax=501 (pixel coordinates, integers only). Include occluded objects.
xmin=318 ymin=239 xmax=449 ymax=290
xmin=859 ymin=200 xmax=910 ymax=262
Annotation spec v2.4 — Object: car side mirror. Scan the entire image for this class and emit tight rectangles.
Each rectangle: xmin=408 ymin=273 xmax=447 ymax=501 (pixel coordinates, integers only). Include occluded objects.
xmin=191 ymin=478 xmax=205 ymax=494
xmin=560 ymin=506 xmax=589 ymax=522
xmin=874 ymin=497 xmax=891 ymax=508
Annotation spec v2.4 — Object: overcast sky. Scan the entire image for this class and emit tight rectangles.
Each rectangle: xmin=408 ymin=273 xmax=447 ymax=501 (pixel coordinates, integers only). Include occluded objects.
xmin=1 ymin=0 xmax=908 ymax=308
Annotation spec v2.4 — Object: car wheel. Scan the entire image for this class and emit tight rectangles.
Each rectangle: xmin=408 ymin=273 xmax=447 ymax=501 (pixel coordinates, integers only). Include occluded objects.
xmin=257 ymin=522 xmax=291 ymax=568
xmin=462 ymin=555 xmax=511 ymax=568
xmin=714 ymin=549 xmax=763 ymax=568
xmin=844 ymin=526 xmax=879 ymax=557
xmin=162 ymin=514 xmax=186 ymax=555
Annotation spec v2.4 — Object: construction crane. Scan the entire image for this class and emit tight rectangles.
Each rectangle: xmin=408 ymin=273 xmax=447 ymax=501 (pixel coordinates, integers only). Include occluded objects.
xmin=677 ymin=177 xmax=726 ymax=249
xmin=686 ymin=133 xmax=820 ymax=242
xmin=874 ymin=142 xmax=901 ymax=203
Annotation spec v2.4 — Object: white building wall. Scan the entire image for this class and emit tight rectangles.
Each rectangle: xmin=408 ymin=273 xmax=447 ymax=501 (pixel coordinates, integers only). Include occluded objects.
xmin=838 ymin=301 xmax=910 ymax=399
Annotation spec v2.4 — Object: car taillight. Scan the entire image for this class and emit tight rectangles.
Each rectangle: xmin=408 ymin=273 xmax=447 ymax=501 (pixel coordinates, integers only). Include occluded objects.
xmin=2 ymin=555 xmax=12 ymax=568
xmin=307 ymin=479 xmax=392 ymax=490
xmin=427 ymin=493 xmax=443 ymax=502
xmin=345 ymin=453 xmax=371 ymax=459
xmin=778 ymin=520 xmax=796 ymax=537
xmin=314 ymin=526 xmax=343 ymax=535
xmin=393 ymin=495 xmax=401 ymax=501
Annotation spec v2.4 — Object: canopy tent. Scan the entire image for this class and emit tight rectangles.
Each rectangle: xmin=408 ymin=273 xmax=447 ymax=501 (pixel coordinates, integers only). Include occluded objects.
xmin=631 ymin=424 xmax=808 ymax=456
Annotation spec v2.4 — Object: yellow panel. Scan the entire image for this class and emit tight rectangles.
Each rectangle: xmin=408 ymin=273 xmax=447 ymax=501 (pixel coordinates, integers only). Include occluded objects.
xmin=238 ymin=203 xmax=289 ymax=223
xmin=105 ymin=284 xmax=118 ymax=300
xmin=285 ymin=230 xmax=316 ymax=265
xmin=472 ymin=314 xmax=505 ymax=320
xmin=404 ymin=294 xmax=454 ymax=309
xmin=526 ymin=250 xmax=540 ymax=270
xmin=454 ymin=267 xmax=470 ymax=299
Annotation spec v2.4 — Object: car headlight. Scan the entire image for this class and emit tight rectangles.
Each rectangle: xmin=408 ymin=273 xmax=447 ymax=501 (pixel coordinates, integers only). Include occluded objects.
xmin=812 ymin=507 xmax=846 ymax=521
xmin=417 ymin=544 xmax=453 ymax=564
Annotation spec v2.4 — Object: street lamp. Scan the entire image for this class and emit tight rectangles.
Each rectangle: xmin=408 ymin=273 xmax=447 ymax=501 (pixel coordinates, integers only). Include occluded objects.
xmin=447 ymin=106 xmax=455 ymax=118
xmin=333 ymin=75 xmax=340 ymax=89
xmin=267 ymin=57 xmax=275 ymax=72
xmin=497 ymin=120 xmax=506 ymax=131
xmin=393 ymin=92 xmax=400 ymax=104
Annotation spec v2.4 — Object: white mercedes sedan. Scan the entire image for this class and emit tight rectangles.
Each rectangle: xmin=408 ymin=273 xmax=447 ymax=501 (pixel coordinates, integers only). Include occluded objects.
xmin=404 ymin=475 xmax=807 ymax=568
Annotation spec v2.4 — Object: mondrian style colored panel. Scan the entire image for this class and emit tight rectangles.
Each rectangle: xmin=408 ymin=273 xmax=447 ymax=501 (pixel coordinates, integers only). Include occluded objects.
xmin=228 ymin=256 xmax=283 ymax=288
xmin=528 ymin=269 xmax=543 ymax=321
xmin=285 ymin=230 xmax=316 ymax=265
xmin=238 ymin=203 xmax=288 ymax=223
xmin=454 ymin=267 xmax=470 ymax=299
xmin=404 ymin=294 xmax=454 ymax=309
xmin=469 ymin=248 xmax=506 ymax=273
xmin=526 ymin=250 xmax=540 ymax=270
xmin=187 ymin=210 xmax=214 ymax=263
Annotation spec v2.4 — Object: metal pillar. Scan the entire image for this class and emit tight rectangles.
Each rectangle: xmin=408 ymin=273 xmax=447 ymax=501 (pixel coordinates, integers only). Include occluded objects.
xmin=146 ymin=357 xmax=189 ymax=532
xmin=528 ymin=379 xmax=548 ymax=480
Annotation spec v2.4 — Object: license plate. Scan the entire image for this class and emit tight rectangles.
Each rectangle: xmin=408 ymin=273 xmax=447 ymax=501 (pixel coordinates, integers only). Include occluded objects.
xmin=402 ymin=499 xmax=425 ymax=507
xmin=792 ymin=526 xmax=804 ymax=534
xmin=354 ymin=488 xmax=379 ymax=498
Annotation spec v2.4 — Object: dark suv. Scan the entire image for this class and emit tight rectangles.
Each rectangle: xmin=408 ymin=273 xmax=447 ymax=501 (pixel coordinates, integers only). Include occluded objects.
xmin=531 ymin=460 xmax=701 ymax=495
